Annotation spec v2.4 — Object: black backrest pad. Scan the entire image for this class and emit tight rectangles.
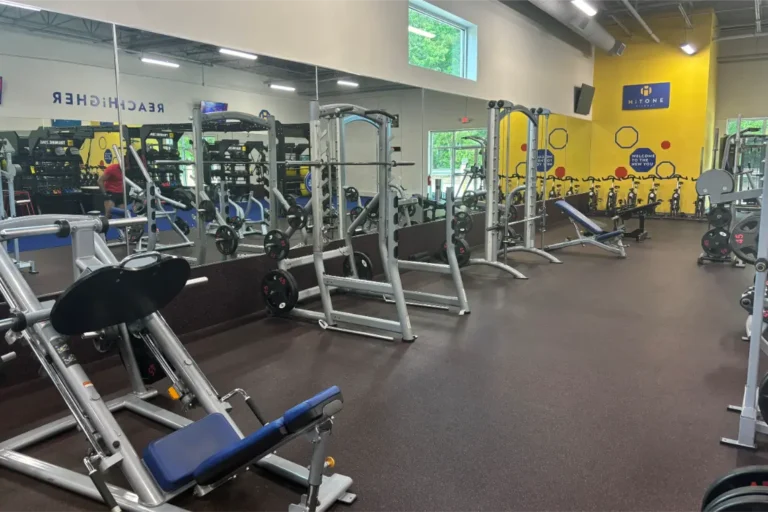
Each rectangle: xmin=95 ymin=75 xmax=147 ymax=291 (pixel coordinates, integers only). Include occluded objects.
xmin=50 ymin=257 xmax=191 ymax=335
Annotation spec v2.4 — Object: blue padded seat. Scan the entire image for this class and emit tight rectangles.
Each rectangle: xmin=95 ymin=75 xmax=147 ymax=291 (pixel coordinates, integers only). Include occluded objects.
xmin=284 ymin=385 xmax=342 ymax=433
xmin=193 ymin=418 xmax=286 ymax=486
xmin=143 ymin=413 xmax=240 ymax=492
xmin=555 ymin=200 xmax=604 ymax=234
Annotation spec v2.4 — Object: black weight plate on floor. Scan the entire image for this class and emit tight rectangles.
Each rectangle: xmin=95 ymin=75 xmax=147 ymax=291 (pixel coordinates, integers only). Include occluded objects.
xmin=708 ymin=206 xmax=732 ymax=228
xmin=286 ymin=204 xmax=308 ymax=230
xmin=342 ymin=251 xmax=374 ymax=280
xmin=264 ymin=229 xmax=290 ymax=260
xmin=701 ymin=228 xmax=731 ymax=258
xmin=442 ymin=238 xmax=471 ymax=267
xmin=709 ymin=493 xmax=768 ymax=512
xmin=703 ymin=467 xmax=768 ymax=511
xmin=214 ymin=225 xmax=238 ymax=256
xmin=732 ymin=214 xmax=761 ymax=264
xmin=261 ymin=269 xmax=299 ymax=314
xmin=707 ymin=487 xmax=768 ymax=512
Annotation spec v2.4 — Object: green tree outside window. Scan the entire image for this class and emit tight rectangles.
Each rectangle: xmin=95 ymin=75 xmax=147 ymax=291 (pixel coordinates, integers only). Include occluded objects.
xmin=408 ymin=8 xmax=464 ymax=77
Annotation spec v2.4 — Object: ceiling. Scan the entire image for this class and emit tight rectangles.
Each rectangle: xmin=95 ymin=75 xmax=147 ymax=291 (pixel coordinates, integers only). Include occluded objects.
xmin=596 ymin=0 xmax=765 ymax=40
xmin=0 ymin=5 xmax=411 ymax=97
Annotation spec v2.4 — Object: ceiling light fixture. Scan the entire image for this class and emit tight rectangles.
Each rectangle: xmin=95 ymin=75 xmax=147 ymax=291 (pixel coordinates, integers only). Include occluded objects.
xmin=270 ymin=84 xmax=296 ymax=92
xmin=337 ymin=80 xmax=359 ymax=87
xmin=680 ymin=43 xmax=697 ymax=55
xmin=408 ymin=26 xmax=436 ymax=39
xmin=141 ymin=57 xmax=180 ymax=68
xmin=0 ymin=0 xmax=41 ymax=11
xmin=571 ymin=0 xmax=597 ymax=17
xmin=219 ymin=48 xmax=258 ymax=60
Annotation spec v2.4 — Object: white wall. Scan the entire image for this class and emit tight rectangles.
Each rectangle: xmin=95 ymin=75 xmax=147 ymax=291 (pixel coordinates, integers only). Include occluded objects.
xmin=323 ymin=88 xmax=488 ymax=196
xmin=0 ymin=29 xmax=311 ymax=130
xmin=25 ymin=0 xmax=594 ymax=118
xmin=716 ymin=38 xmax=768 ymax=130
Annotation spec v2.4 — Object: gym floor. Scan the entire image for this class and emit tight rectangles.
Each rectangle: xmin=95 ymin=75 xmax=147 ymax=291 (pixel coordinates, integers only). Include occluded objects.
xmin=0 ymin=219 xmax=764 ymax=511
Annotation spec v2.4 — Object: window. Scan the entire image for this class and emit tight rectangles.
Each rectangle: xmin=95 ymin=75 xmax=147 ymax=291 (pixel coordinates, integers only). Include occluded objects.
xmin=429 ymin=129 xmax=487 ymax=196
xmin=408 ymin=1 xmax=477 ymax=80
xmin=726 ymin=118 xmax=767 ymax=136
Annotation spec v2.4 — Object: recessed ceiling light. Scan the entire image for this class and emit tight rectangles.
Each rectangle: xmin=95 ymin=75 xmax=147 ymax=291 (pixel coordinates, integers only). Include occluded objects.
xmin=141 ymin=57 xmax=179 ymax=68
xmin=219 ymin=48 xmax=258 ymax=60
xmin=408 ymin=26 xmax=435 ymax=39
xmin=680 ymin=43 xmax=696 ymax=55
xmin=571 ymin=0 xmax=597 ymax=17
xmin=270 ymin=84 xmax=296 ymax=92
xmin=337 ymin=80 xmax=359 ymax=87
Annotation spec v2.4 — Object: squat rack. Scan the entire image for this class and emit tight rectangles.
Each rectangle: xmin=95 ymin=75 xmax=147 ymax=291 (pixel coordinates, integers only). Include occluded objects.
xmin=0 ymin=138 xmax=36 ymax=273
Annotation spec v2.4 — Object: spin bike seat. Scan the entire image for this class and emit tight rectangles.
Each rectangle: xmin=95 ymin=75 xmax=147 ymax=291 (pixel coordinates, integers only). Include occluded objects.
xmin=50 ymin=254 xmax=190 ymax=335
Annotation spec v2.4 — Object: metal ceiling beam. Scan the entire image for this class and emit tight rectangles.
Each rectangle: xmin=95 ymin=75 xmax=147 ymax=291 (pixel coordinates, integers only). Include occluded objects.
xmin=619 ymin=0 xmax=662 ymax=43
xmin=678 ymin=3 xmax=692 ymax=29
xmin=756 ymin=0 xmax=762 ymax=33
xmin=715 ymin=31 xmax=768 ymax=41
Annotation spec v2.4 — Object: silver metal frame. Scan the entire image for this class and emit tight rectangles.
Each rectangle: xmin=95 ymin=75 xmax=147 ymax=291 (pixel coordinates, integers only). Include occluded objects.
xmin=0 ymin=139 xmax=36 ymax=273
xmin=0 ymin=214 xmax=354 ymax=511
xmin=723 ymin=140 xmax=768 ymax=450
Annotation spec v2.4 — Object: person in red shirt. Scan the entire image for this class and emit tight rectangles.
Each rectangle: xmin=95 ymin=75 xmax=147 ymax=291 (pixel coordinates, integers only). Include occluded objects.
xmin=98 ymin=162 xmax=125 ymax=218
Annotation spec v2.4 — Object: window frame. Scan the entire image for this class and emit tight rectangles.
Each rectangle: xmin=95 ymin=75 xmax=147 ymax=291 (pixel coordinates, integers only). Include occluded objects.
xmin=408 ymin=6 xmax=467 ymax=79
xmin=428 ymin=128 xmax=487 ymax=177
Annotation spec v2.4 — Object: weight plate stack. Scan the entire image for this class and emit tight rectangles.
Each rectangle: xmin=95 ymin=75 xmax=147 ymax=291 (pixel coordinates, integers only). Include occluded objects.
xmin=264 ymin=229 xmax=290 ymax=260
xmin=701 ymin=228 xmax=731 ymax=259
xmin=731 ymin=214 xmax=760 ymax=264
xmin=707 ymin=206 xmax=732 ymax=228
xmin=442 ymin=238 xmax=471 ymax=267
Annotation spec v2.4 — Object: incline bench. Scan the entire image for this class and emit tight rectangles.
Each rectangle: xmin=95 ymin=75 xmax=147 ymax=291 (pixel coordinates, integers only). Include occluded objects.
xmin=544 ymin=200 xmax=627 ymax=258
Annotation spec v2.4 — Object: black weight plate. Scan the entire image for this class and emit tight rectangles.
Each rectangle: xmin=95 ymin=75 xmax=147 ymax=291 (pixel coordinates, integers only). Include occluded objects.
xmin=702 ymin=467 xmax=768 ymax=511
xmin=732 ymin=214 xmax=761 ymax=265
xmin=342 ymin=251 xmax=374 ymax=280
xmin=349 ymin=206 xmax=364 ymax=222
xmin=198 ymin=200 xmax=216 ymax=223
xmin=462 ymin=190 xmax=478 ymax=208
xmin=345 ymin=187 xmax=359 ymax=202
xmin=214 ymin=225 xmax=238 ymax=256
xmin=407 ymin=203 xmax=417 ymax=217
xmin=174 ymin=217 xmax=190 ymax=235
xmin=286 ymin=204 xmax=308 ymax=230
xmin=702 ymin=228 xmax=731 ymax=258
xmin=710 ymin=493 xmax=768 ymax=512
xmin=708 ymin=206 xmax=733 ymax=228
xmin=706 ymin=486 xmax=768 ymax=512
xmin=264 ymin=229 xmax=290 ymax=260
xmin=452 ymin=211 xmax=474 ymax=235
xmin=442 ymin=238 xmax=471 ymax=267
xmin=261 ymin=269 xmax=299 ymax=315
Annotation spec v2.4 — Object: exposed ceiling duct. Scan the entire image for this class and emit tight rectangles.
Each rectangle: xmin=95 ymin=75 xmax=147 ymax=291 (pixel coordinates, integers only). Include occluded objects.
xmin=525 ymin=0 xmax=626 ymax=55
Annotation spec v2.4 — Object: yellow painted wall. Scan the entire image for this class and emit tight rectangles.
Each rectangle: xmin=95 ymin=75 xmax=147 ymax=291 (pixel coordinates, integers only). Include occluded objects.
xmin=498 ymin=112 xmax=592 ymax=195
xmin=590 ymin=10 xmax=717 ymax=214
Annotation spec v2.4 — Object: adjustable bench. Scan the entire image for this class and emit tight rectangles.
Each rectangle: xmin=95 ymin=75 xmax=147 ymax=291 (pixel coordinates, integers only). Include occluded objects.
xmin=144 ymin=386 xmax=343 ymax=497
xmin=544 ymin=200 xmax=627 ymax=258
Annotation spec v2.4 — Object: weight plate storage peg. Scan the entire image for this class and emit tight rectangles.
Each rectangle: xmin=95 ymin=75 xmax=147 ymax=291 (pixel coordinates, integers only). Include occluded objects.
xmin=707 ymin=206 xmax=732 ymax=228
xmin=730 ymin=213 xmax=760 ymax=264
xmin=264 ymin=229 xmax=290 ymax=260
xmin=442 ymin=238 xmax=471 ymax=267
xmin=342 ymin=251 xmax=374 ymax=280
xmin=452 ymin=211 xmax=474 ymax=235
xmin=701 ymin=228 xmax=731 ymax=258
xmin=286 ymin=204 xmax=308 ymax=230
xmin=214 ymin=225 xmax=239 ymax=256
xmin=261 ymin=269 xmax=299 ymax=314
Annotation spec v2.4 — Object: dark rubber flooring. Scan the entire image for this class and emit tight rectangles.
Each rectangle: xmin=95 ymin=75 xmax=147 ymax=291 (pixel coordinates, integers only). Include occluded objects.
xmin=0 ymin=219 xmax=765 ymax=511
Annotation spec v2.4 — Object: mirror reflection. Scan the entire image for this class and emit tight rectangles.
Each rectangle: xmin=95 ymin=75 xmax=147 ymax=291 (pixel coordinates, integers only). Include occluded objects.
xmin=0 ymin=6 xmax=120 ymax=293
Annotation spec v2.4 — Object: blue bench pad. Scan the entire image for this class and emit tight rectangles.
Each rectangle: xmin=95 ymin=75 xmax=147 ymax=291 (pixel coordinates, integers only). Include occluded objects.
xmin=144 ymin=386 xmax=343 ymax=492
xmin=143 ymin=413 xmax=240 ymax=492
xmin=555 ymin=200 xmax=604 ymax=235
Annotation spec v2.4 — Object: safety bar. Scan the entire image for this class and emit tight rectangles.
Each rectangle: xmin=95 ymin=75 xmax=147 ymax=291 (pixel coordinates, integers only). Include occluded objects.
xmin=285 ymin=160 xmax=414 ymax=167
xmin=0 ymin=216 xmax=147 ymax=241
